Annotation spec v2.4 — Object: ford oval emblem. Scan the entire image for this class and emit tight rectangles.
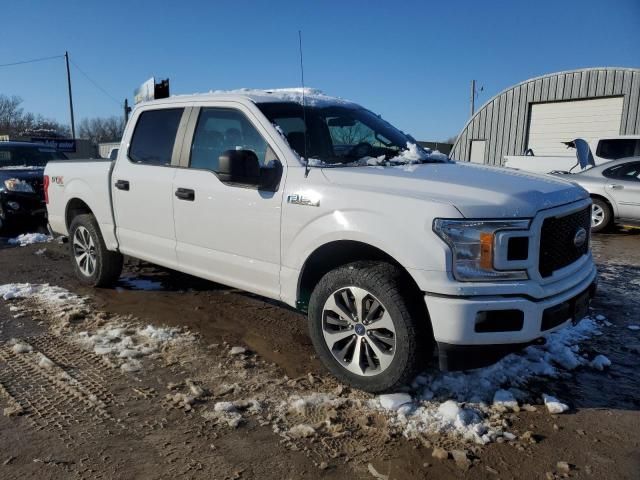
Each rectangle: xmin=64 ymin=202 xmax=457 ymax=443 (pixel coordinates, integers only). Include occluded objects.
xmin=573 ymin=227 xmax=587 ymax=248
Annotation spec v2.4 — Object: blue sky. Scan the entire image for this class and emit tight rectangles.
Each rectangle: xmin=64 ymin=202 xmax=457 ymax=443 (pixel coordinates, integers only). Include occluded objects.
xmin=1 ymin=0 xmax=638 ymax=141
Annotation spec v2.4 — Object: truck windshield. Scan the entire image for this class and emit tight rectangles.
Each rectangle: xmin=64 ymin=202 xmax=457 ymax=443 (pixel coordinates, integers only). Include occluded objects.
xmin=257 ymin=102 xmax=444 ymax=166
xmin=0 ymin=145 xmax=68 ymax=168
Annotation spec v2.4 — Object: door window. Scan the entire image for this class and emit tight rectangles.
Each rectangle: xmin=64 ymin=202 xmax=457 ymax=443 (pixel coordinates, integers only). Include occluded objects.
xmin=128 ymin=108 xmax=184 ymax=165
xmin=190 ymin=108 xmax=272 ymax=171
xmin=602 ymin=162 xmax=640 ymax=182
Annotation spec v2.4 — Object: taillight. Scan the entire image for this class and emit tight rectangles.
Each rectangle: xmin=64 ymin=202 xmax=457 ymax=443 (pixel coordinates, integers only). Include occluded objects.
xmin=44 ymin=175 xmax=50 ymax=204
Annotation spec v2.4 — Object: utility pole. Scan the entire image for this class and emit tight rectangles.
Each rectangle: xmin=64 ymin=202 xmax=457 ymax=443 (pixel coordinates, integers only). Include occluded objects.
xmin=470 ymin=79 xmax=476 ymax=117
xmin=64 ymin=51 xmax=76 ymax=139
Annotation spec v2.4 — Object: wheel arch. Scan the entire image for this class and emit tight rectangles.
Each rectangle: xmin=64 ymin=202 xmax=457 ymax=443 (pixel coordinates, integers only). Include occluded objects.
xmin=296 ymin=240 xmax=425 ymax=315
xmin=65 ymin=198 xmax=95 ymax=231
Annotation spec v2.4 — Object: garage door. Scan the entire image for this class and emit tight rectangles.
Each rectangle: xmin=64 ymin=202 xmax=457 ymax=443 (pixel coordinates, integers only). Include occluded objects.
xmin=527 ymin=97 xmax=623 ymax=156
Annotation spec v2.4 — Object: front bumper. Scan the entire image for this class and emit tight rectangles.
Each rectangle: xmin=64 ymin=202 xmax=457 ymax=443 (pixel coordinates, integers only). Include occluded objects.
xmin=425 ymin=263 xmax=597 ymax=371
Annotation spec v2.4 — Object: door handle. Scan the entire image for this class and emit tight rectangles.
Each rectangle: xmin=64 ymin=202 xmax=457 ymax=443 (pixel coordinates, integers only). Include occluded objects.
xmin=175 ymin=188 xmax=195 ymax=201
xmin=115 ymin=179 xmax=130 ymax=191
xmin=607 ymin=184 xmax=624 ymax=190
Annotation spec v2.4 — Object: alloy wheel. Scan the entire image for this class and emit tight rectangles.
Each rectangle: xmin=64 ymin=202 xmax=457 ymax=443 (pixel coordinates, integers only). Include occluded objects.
xmin=591 ymin=203 xmax=605 ymax=228
xmin=321 ymin=286 xmax=396 ymax=377
xmin=73 ymin=226 xmax=97 ymax=277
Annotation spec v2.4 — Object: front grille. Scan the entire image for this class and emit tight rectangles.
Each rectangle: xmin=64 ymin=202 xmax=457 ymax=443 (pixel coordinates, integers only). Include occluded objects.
xmin=538 ymin=206 xmax=591 ymax=278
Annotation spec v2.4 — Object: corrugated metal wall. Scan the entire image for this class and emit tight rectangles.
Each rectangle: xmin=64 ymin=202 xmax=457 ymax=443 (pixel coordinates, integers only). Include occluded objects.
xmin=450 ymin=68 xmax=640 ymax=164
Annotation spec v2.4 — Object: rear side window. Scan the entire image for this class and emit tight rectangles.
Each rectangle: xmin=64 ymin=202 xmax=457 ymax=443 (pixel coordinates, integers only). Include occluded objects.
xmin=596 ymin=139 xmax=640 ymax=160
xmin=129 ymin=108 xmax=184 ymax=165
xmin=189 ymin=108 xmax=270 ymax=172
xmin=602 ymin=161 xmax=640 ymax=181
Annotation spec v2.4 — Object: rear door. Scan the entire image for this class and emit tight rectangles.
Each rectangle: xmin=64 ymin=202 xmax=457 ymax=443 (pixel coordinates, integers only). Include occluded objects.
xmin=171 ymin=104 xmax=284 ymax=298
xmin=111 ymin=106 xmax=189 ymax=267
xmin=603 ymin=161 xmax=640 ymax=220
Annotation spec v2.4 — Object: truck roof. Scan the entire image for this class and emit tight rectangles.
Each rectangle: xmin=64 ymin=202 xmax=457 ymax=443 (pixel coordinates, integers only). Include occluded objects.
xmin=137 ymin=88 xmax=360 ymax=109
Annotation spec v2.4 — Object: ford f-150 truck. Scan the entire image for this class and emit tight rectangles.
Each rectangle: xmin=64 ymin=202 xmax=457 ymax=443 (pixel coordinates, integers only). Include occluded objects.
xmin=45 ymin=89 xmax=597 ymax=392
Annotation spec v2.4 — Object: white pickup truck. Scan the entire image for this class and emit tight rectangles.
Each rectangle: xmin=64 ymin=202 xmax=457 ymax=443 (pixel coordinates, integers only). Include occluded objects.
xmin=45 ymin=89 xmax=597 ymax=392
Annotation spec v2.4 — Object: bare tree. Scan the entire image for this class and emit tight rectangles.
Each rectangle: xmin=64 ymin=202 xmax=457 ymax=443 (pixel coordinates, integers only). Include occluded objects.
xmin=0 ymin=94 xmax=70 ymax=138
xmin=78 ymin=116 xmax=125 ymax=144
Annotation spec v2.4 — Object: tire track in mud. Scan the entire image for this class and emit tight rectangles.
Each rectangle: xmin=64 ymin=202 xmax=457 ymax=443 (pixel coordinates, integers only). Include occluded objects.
xmin=0 ymin=324 xmax=247 ymax=478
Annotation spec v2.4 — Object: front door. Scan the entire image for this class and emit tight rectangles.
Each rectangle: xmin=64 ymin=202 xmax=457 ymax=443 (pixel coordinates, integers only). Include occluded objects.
xmin=112 ymin=107 xmax=186 ymax=267
xmin=172 ymin=106 xmax=284 ymax=298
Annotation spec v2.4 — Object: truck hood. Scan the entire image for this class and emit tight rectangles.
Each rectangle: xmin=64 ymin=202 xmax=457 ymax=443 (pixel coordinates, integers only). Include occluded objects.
xmin=321 ymin=162 xmax=588 ymax=218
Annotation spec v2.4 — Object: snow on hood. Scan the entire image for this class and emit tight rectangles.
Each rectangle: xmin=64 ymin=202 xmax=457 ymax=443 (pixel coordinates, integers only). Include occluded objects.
xmin=322 ymin=161 xmax=588 ymax=218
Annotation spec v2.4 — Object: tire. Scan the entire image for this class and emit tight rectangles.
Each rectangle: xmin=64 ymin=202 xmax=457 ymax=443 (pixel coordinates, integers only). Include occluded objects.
xmin=591 ymin=198 xmax=612 ymax=233
xmin=68 ymin=214 xmax=123 ymax=287
xmin=308 ymin=261 xmax=431 ymax=393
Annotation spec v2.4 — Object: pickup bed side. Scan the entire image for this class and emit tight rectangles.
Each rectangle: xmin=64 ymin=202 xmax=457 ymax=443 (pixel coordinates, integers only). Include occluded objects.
xmin=46 ymin=159 xmax=119 ymax=250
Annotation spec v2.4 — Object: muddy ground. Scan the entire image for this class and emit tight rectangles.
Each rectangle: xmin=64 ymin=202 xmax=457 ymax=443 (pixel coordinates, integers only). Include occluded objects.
xmin=0 ymin=229 xmax=639 ymax=479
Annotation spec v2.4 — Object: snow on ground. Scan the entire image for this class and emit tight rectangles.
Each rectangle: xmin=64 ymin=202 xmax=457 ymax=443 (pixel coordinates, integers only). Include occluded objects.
xmin=375 ymin=316 xmax=611 ymax=444
xmin=0 ymin=283 xmax=83 ymax=305
xmin=7 ymin=233 xmax=51 ymax=247
xmin=0 ymin=283 xmax=194 ymax=373
xmin=0 ymin=281 xmax=617 ymax=448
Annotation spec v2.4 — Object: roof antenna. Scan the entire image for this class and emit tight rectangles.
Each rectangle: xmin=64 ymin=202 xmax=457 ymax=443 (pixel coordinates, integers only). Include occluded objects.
xmin=298 ymin=30 xmax=310 ymax=178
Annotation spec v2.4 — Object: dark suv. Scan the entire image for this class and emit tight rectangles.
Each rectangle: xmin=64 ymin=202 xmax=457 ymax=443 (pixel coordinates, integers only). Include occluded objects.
xmin=0 ymin=141 xmax=68 ymax=231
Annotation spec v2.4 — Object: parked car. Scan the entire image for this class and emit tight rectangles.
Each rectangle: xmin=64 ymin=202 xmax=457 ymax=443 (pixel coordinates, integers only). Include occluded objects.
xmin=0 ymin=141 xmax=68 ymax=232
xmin=560 ymin=157 xmax=640 ymax=232
xmin=504 ymin=135 xmax=640 ymax=174
xmin=44 ymin=89 xmax=597 ymax=392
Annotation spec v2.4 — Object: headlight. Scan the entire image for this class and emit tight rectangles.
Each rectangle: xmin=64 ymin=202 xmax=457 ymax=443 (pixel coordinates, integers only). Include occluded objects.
xmin=4 ymin=178 xmax=35 ymax=193
xmin=433 ymin=219 xmax=530 ymax=281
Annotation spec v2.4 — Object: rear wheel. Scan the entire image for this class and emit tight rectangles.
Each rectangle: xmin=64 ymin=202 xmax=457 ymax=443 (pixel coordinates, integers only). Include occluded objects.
xmin=308 ymin=261 xmax=430 ymax=393
xmin=591 ymin=198 xmax=612 ymax=233
xmin=69 ymin=214 xmax=123 ymax=287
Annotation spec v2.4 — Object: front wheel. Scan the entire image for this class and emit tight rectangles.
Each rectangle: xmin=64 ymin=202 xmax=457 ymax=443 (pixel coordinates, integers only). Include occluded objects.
xmin=591 ymin=198 xmax=612 ymax=233
xmin=308 ymin=261 xmax=429 ymax=393
xmin=69 ymin=214 xmax=123 ymax=287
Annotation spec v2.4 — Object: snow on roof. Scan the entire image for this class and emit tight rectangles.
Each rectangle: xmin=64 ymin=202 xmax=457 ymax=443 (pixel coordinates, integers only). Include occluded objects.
xmin=167 ymin=88 xmax=358 ymax=108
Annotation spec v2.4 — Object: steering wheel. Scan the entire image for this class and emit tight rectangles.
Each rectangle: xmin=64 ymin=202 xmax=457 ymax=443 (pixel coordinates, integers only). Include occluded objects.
xmin=348 ymin=142 xmax=373 ymax=159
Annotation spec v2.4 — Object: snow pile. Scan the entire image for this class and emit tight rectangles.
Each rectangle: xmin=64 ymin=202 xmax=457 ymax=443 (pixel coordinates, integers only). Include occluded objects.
xmin=8 ymin=233 xmax=51 ymax=247
xmin=377 ymin=316 xmax=610 ymax=443
xmin=0 ymin=283 xmax=83 ymax=306
xmin=285 ymin=393 xmax=346 ymax=414
xmin=76 ymin=323 xmax=192 ymax=373
xmin=378 ymin=393 xmax=413 ymax=411
xmin=589 ymin=354 xmax=611 ymax=371
xmin=542 ymin=394 xmax=569 ymax=414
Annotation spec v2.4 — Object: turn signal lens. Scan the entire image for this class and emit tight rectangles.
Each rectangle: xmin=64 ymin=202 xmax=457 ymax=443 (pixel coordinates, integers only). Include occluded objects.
xmin=479 ymin=232 xmax=494 ymax=270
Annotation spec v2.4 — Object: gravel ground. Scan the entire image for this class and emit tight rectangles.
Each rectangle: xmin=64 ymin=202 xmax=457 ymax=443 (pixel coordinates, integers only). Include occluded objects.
xmin=0 ymin=229 xmax=638 ymax=479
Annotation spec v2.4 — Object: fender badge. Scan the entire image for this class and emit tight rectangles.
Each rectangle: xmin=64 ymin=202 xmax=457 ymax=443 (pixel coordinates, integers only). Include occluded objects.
xmin=287 ymin=193 xmax=320 ymax=207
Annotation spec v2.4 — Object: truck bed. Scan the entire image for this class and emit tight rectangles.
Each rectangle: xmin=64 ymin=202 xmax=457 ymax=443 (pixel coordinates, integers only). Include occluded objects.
xmin=44 ymin=159 xmax=118 ymax=249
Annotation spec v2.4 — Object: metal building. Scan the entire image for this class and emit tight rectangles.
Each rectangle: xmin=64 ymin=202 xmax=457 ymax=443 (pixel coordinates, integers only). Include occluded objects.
xmin=450 ymin=67 xmax=640 ymax=165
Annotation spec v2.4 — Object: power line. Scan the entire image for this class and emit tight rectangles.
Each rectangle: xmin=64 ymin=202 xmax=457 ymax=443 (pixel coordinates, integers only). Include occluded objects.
xmin=70 ymin=59 xmax=122 ymax=107
xmin=0 ymin=54 xmax=64 ymax=68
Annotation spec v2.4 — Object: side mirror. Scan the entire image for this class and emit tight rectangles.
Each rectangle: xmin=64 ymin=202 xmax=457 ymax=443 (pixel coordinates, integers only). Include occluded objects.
xmin=217 ymin=149 xmax=283 ymax=191
xmin=218 ymin=149 xmax=261 ymax=185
